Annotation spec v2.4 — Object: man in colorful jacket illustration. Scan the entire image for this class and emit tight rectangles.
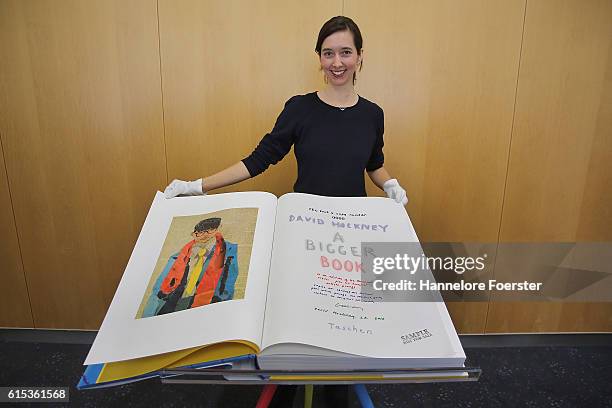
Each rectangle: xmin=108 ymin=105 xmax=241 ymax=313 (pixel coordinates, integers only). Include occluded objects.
xmin=142 ymin=217 xmax=238 ymax=317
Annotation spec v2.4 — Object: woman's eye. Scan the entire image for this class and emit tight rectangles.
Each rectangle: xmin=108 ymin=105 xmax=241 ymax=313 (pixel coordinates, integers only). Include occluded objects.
xmin=323 ymin=52 xmax=333 ymax=58
xmin=342 ymin=50 xmax=352 ymax=55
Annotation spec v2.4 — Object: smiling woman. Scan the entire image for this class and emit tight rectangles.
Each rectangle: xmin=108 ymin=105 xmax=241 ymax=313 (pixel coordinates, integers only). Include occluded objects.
xmin=164 ymin=16 xmax=409 ymax=205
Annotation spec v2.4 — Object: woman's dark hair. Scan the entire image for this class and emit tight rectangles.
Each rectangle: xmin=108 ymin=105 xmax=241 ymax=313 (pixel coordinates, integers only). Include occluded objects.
xmin=315 ymin=16 xmax=363 ymax=83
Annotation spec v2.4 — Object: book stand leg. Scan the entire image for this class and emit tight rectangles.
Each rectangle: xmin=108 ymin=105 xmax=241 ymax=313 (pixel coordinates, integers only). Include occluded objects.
xmin=255 ymin=384 xmax=277 ymax=408
xmin=353 ymin=384 xmax=374 ymax=408
xmin=304 ymin=384 xmax=313 ymax=408
xmin=257 ymin=383 xmax=375 ymax=408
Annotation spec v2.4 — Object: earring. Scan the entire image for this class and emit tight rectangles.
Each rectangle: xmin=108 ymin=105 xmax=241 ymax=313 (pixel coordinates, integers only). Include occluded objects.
xmin=324 ymin=74 xmax=328 ymax=84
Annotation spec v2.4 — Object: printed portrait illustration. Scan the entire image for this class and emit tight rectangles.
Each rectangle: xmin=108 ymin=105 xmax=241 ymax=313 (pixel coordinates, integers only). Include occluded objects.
xmin=136 ymin=208 xmax=258 ymax=318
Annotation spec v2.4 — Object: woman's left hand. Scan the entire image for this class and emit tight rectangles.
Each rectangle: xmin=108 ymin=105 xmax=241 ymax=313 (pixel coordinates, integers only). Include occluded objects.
xmin=383 ymin=179 xmax=408 ymax=206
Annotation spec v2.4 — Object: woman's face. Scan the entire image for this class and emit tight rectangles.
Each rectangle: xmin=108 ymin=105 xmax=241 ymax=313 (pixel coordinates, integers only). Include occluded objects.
xmin=319 ymin=30 xmax=362 ymax=87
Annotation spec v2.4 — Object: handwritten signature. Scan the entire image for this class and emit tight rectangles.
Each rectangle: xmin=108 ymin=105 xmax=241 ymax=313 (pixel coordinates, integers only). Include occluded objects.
xmin=334 ymin=302 xmax=364 ymax=312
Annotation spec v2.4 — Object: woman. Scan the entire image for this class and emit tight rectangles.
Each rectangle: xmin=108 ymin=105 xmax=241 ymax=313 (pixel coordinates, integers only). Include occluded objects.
xmin=167 ymin=17 xmax=405 ymax=404
xmin=164 ymin=16 xmax=408 ymax=205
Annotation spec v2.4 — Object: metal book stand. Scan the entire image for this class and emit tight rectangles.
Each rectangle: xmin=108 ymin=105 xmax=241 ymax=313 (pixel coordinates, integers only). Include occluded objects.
xmin=160 ymin=364 xmax=481 ymax=408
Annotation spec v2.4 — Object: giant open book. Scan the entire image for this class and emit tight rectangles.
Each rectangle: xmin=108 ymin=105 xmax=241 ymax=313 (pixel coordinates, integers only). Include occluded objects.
xmin=79 ymin=192 xmax=465 ymax=389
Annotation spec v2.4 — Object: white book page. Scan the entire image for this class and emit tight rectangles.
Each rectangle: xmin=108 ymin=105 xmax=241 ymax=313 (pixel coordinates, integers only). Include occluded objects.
xmin=85 ymin=191 xmax=277 ymax=364
xmin=262 ymin=193 xmax=462 ymax=359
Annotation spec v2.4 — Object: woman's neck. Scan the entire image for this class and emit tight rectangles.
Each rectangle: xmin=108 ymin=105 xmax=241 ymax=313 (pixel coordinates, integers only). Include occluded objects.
xmin=318 ymin=85 xmax=358 ymax=107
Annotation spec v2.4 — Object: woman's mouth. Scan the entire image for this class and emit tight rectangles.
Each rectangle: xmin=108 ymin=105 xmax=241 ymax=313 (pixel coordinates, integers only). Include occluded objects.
xmin=330 ymin=69 xmax=346 ymax=78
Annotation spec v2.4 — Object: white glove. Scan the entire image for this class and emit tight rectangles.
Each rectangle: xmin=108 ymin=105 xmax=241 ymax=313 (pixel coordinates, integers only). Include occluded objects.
xmin=383 ymin=178 xmax=408 ymax=205
xmin=164 ymin=179 xmax=205 ymax=199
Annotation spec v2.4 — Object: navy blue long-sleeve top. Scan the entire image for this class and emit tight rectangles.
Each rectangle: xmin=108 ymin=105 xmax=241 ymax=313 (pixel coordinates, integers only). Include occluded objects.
xmin=242 ymin=92 xmax=385 ymax=197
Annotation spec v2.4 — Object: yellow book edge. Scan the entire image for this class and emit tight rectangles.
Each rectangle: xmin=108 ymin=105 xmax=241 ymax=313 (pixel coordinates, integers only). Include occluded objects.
xmin=97 ymin=340 xmax=259 ymax=384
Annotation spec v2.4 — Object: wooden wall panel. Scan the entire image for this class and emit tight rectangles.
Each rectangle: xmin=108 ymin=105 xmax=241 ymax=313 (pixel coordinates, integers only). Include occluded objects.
xmin=346 ymin=0 xmax=526 ymax=332
xmin=487 ymin=0 xmax=612 ymax=332
xmin=0 ymin=0 xmax=607 ymax=333
xmin=159 ymin=0 xmax=342 ymax=196
xmin=0 ymin=139 xmax=32 ymax=327
xmin=0 ymin=1 xmax=166 ymax=328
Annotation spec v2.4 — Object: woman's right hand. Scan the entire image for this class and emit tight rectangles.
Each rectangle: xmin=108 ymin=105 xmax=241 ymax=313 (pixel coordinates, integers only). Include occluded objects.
xmin=164 ymin=179 xmax=205 ymax=199
xmin=164 ymin=161 xmax=251 ymax=198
